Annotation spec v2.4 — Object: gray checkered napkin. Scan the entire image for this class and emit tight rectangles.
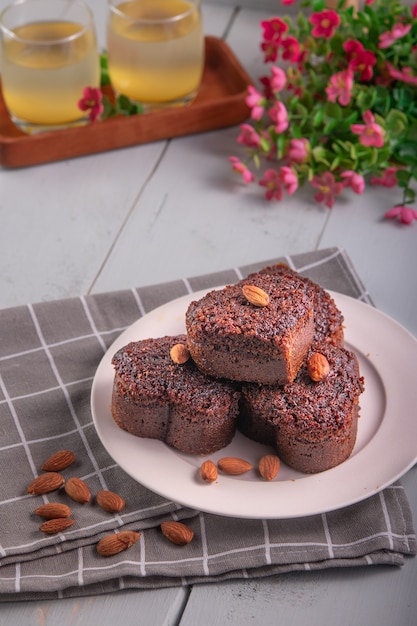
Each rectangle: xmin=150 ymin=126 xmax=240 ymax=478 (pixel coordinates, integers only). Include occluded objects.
xmin=0 ymin=247 xmax=415 ymax=601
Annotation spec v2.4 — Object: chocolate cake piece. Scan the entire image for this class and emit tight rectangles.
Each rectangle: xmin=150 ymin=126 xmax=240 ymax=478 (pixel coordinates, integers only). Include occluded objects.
xmin=185 ymin=272 xmax=314 ymax=385
xmin=256 ymin=263 xmax=344 ymax=346
xmin=111 ymin=335 xmax=240 ymax=455
xmin=239 ymin=343 xmax=364 ymax=474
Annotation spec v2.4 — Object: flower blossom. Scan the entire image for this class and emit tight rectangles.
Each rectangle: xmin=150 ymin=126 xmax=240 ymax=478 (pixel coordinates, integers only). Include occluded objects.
xmin=370 ymin=167 xmax=398 ymax=187
xmin=268 ymin=101 xmax=289 ymax=133
xmin=259 ymin=167 xmax=298 ymax=201
xmin=236 ymin=124 xmax=262 ymax=149
xmin=325 ymin=68 xmax=354 ymax=106
xmin=229 ymin=157 xmax=255 ymax=184
xmin=281 ymin=36 xmax=302 ymax=62
xmin=413 ymin=3 xmax=417 ymax=18
xmin=311 ymin=172 xmax=344 ymax=208
xmin=260 ymin=18 xmax=290 ymax=62
xmin=246 ymin=86 xmax=265 ymax=120
xmin=286 ymin=138 xmax=310 ymax=164
xmin=340 ymin=170 xmax=365 ymax=194
xmin=343 ymin=39 xmax=376 ymax=81
xmin=386 ymin=62 xmax=417 ymax=86
xmin=351 ymin=110 xmax=384 ymax=147
xmin=309 ymin=10 xmax=340 ymax=39
xmin=261 ymin=17 xmax=288 ymax=42
xmin=384 ymin=205 xmax=417 ymax=225
xmin=78 ymin=87 xmax=103 ymax=122
xmin=378 ymin=23 xmax=412 ymax=49
xmin=269 ymin=66 xmax=287 ymax=93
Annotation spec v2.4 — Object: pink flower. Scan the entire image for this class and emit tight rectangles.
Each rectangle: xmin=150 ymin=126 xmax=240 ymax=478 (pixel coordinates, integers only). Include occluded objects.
xmin=261 ymin=17 xmax=288 ymax=42
xmin=270 ymin=66 xmax=287 ymax=93
xmin=286 ymin=138 xmax=310 ymax=164
xmin=259 ymin=167 xmax=298 ymax=201
xmin=379 ymin=23 xmax=412 ymax=49
xmin=229 ymin=157 xmax=255 ymax=184
xmin=261 ymin=39 xmax=280 ymax=63
xmin=236 ymin=124 xmax=262 ymax=149
xmin=311 ymin=172 xmax=344 ymax=208
xmin=370 ymin=167 xmax=398 ymax=187
xmin=246 ymin=86 xmax=265 ymax=120
xmin=325 ymin=68 xmax=354 ymax=106
xmin=386 ymin=62 xmax=417 ymax=86
xmin=351 ymin=110 xmax=384 ymax=147
xmin=343 ymin=39 xmax=376 ymax=81
xmin=281 ymin=36 xmax=301 ymax=62
xmin=384 ymin=205 xmax=417 ymax=225
xmin=340 ymin=170 xmax=365 ymax=194
xmin=78 ymin=87 xmax=103 ymax=122
xmin=309 ymin=10 xmax=340 ymax=39
xmin=281 ymin=0 xmax=296 ymax=4
xmin=412 ymin=3 xmax=417 ymax=18
xmin=268 ymin=101 xmax=289 ymax=133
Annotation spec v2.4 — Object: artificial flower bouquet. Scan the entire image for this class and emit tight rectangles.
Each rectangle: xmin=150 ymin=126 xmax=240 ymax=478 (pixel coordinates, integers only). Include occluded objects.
xmin=229 ymin=0 xmax=417 ymax=225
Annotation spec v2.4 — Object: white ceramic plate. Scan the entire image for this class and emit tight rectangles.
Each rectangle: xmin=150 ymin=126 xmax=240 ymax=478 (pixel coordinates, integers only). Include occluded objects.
xmin=91 ymin=289 xmax=417 ymax=519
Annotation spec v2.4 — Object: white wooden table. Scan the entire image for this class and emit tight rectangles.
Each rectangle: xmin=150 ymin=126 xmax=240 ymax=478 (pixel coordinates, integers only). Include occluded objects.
xmin=1 ymin=1 xmax=416 ymax=624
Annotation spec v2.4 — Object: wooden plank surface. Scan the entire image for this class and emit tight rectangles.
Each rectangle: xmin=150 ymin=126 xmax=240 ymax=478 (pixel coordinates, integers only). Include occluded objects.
xmin=1 ymin=1 xmax=416 ymax=625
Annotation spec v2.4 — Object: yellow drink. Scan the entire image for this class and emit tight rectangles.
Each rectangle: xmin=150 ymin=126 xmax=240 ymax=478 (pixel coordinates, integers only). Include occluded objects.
xmin=1 ymin=21 xmax=99 ymax=126
xmin=107 ymin=0 xmax=204 ymax=105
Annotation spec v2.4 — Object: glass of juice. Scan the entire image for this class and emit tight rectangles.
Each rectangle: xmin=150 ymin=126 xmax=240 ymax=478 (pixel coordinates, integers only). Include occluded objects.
xmin=107 ymin=0 xmax=204 ymax=109
xmin=0 ymin=0 xmax=100 ymax=133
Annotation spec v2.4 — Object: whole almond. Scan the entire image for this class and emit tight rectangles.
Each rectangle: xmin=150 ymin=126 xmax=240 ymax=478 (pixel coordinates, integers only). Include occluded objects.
xmin=64 ymin=477 xmax=91 ymax=503
xmin=199 ymin=460 xmax=218 ymax=483
xmin=96 ymin=490 xmax=126 ymax=513
xmin=27 ymin=472 xmax=65 ymax=495
xmin=170 ymin=343 xmax=190 ymax=364
xmin=307 ymin=352 xmax=330 ymax=382
xmin=242 ymin=284 xmax=270 ymax=307
xmin=258 ymin=455 xmax=280 ymax=481
xmin=160 ymin=521 xmax=194 ymax=546
xmin=96 ymin=531 xmax=140 ymax=557
xmin=39 ymin=518 xmax=75 ymax=534
xmin=218 ymin=457 xmax=254 ymax=475
xmin=41 ymin=450 xmax=76 ymax=472
xmin=34 ymin=503 xmax=72 ymax=519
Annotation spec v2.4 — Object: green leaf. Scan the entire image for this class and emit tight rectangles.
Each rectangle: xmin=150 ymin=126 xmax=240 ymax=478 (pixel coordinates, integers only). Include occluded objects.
xmin=311 ymin=0 xmax=325 ymax=11
xmin=276 ymin=134 xmax=286 ymax=160
xmin=116 ymin=94 xmax=143 ymax=116
xmin=323 ymin=101 xmax=342 ymax=119
xmin=384 ymin=109 xmax=408 ymax=136
xmin=355 ymin=87 xmax=377 ymax=111
xmin=313 ymin=108 xmax=324 ymax=128
xmin=100 ymin=52 xmax=111 ymax=87
xmin=259 ymin=137 xmax=271 ymax=154
xmin=312 ymin=146 xmax=329 ymax=166
xmin=323 ymin=119 xmax=340 ymax=133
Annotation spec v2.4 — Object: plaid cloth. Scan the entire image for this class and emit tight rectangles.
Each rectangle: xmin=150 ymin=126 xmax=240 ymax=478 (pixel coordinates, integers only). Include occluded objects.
xmin=0 ymin=247 xmax=415 ymax=601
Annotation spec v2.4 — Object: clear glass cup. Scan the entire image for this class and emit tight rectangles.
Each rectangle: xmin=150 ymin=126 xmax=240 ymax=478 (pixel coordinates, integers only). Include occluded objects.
xmin=107 ymin=0 xmax=204 ymax=110
xmin=0 ymin=0 xmax=100 ymax=133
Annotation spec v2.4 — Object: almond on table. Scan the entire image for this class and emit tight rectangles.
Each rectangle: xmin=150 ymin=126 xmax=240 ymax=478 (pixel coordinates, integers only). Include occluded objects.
xmin=96 ymin=531 xmax=140 ymax=557
xmin=64 ymin=477 xmax=91 ymax=503
xmin=39 ymin=518 xmax=75 ymax=534
xmin=96 ymin=490 xmax=126 ymax=513
xmin=160 ymin=521 xmax=194 ymax=546
xmin=34 ymin=503 xmax=72 ymax=519
xmin=27 ymin=472 xmax=65 ymax=495
xmin=41 ymin=450 xmax=76 ymax=472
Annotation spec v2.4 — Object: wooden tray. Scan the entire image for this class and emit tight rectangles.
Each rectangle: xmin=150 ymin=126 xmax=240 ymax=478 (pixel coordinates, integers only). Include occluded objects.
xmin=0 ymin=36 xmax=252 ymax=168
